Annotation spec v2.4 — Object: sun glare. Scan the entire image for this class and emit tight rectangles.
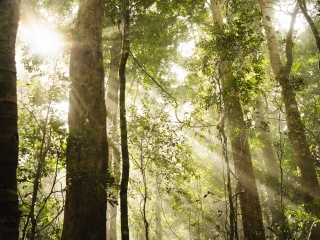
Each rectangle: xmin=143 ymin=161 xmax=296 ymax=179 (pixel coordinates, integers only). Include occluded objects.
xmin=20 ymin=23 xmax=65 ymax=55
xmin=273 ymin=4 xmax=306 ymax=31
xmin=33 ymin=26 xmax=64 ymax=55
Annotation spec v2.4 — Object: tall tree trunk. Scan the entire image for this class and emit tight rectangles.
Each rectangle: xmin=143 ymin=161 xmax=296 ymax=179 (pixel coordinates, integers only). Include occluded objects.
xmin=62 ymin=0 xmax=108 ymax=239
xmin=0 ymin=0 xmax=21 ymax=239
xmin=119 ymin=0 xmax=130 ymax=239
xmin=228 ymin=90 xmax=265 ymax=240
xmin=210 ymin=1 xmax=265 ymax=239
xmin=106 ymin=36 xmax=121 ymax=240
xmin=259 ymin=1 xmax=320 ymax=238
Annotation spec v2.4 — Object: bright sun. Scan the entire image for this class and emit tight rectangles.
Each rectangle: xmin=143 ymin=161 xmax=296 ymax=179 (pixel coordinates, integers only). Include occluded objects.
xmin=32 ymin=25 xmax=64 ymax=55
xmin=273 ymin=3 xmax=306 ymax=31
xmin=19 ymin=23 xmax=65 ymax=55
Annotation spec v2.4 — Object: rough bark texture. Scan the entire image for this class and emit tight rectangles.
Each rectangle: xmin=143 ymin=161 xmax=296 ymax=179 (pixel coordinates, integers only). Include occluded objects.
xmin=119 ymin=0 xmax=130 ymax=239
xmin=0 ymin=0 xmax=21 ymax=239
xmin=259 ymin=0 xmax=320 ymax=238
xmin=210 ymin=1 xmax=265 ymax=239
xmin=106 ymin=38 xmax=121 ymax=240
xmin=228 ymin=91 xmax=265 ymax=240
xmin=61 ymin=0 xmax=108 ymax=239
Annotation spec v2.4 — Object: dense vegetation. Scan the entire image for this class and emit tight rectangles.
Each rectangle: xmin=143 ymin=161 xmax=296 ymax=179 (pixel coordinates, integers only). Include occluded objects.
xmin=1 ymin=0 xmax=320 ymax=239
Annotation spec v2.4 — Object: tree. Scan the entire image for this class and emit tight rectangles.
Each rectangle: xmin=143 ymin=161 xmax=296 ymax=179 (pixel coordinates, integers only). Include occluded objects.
xmin=106 ymin=36 xmax=121 ymax=240
xmin=208 ymin=1 xmax=265 ymax=239
xmin=0 ymin=0 xmax=21 ymax=239
xmin=259 ymin=0 xmax=320 ymax=238
xmin=119 ymin=0 xmax=130 ymax=239
xmin=61 ymin=0 xmax=108 ymax=239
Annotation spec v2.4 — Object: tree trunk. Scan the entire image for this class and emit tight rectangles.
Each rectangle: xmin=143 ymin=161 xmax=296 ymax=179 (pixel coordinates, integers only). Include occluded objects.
xmin=155 ymin=171 xmax=162 ymax=240
xmin=119 ymin=0 xmax=131 ymax=239
xmin=228 ymin=91 xmax=265 ymax=240
xmin=0 ymin=0 xmax=21 ymax=239
xmin=218 ymin=114 xmax=237 ymax=240
xmin=259 ymin=1 xmax=320 ymax=238
xmin=210 ymin=1 xmax=265 ymax=239
xmin=61 ymin=0 xmax=108 ymax=239
xmin=106 ymin=37 xmax=121 ymax=240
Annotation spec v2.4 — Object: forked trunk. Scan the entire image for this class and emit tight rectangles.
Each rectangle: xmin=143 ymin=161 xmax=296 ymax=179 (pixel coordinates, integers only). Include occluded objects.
xmin=259 ymin=0 xmax=320 ymax=238
xmin=210 ymin=1 xmax=265 ymax=239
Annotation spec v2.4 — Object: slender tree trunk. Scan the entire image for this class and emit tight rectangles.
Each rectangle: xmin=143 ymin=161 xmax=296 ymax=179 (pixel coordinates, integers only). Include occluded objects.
xmin=259 ymin=1 xmax=320 ymax=238
xmin=23 ymin=106 xmax=51 ymax=240
xmin=0 ymin=0 xmax=21 ymax=239
xmin=140 ymin=153 xmax=149 ymax=240
xmin=297 ymin=0 xmax=320 ymax=54
xmin=106 ymin=37 xmax=121 ymax=240
xmin=155 ymin=171 xmax=162 ymax=240
xmin=62 ymin=0 xmax=108 ymax=239
xmin=210 ymin=1 xmax=265 ymax=239
xmin=119 ymin=0 xmax=131 ymax=239
xmin=218 ymin=114 xmax=236 ymax=240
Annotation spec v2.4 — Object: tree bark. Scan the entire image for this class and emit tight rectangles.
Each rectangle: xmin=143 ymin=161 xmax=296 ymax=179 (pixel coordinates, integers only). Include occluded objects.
xmin=210 ymin=1 xmax=265 ymax=239
xmin=228 ymin=90 xmax=265 ymax=240
xmin=119 ymin=0 xmax=130 ymax=239
xmin=106 ymin=37 xmax=121 ymax=240
xmin=62 ymin=0 xmax=108 ymax=239
xmin=259 ymin=1 xmax=320 ymax=238
xmin=0 ymin=0 xmax=21 ymax=239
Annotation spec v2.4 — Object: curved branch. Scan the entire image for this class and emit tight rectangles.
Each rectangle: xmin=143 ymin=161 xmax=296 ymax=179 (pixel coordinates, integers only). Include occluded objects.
xmin=297 ymin=0 xmax=320 ymax=53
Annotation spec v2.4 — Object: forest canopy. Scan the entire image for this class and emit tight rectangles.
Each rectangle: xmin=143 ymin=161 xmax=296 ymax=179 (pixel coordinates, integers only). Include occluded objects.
xmin=1 ymin=0 xmax=320 ymax=239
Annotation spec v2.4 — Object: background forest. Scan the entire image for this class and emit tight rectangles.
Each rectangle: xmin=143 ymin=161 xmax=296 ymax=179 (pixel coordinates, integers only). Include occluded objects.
xmin=1 ymin=0 xmax=320 ymax=239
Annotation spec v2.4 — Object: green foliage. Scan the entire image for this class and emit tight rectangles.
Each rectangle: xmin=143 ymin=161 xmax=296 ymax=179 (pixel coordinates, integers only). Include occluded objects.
xmin=17 ymin=39 xmax=68 ymax=238
xmin=14 ymin=0 xmax=320 ymax=239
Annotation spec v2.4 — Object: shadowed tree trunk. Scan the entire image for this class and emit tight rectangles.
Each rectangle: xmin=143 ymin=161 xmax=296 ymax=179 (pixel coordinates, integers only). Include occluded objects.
xmin=227 ymin=90 xmax=265 ymax=240
xmin=210 ymin=1 xmax=265 ymax=239
xmin=61 ymin=0 xmax=108 ymax=239
xmin=119 ymin=0 xmax=130 ymax=239
xmin=259 ymin=1 xmax=320 ymax=238
xmin=0 ymin=0 xmax=21 ymax=239
xmin=106 ymin=37 xmax=121 ymax=240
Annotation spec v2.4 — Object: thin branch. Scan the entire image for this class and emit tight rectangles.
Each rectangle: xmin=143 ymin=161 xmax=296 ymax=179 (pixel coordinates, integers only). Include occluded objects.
xmin=129 ymin=51 xmax=178 ymax=106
